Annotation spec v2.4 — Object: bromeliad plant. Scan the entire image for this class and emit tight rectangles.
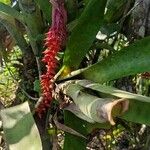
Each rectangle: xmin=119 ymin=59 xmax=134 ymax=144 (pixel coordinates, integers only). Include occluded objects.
xmin=0 ymin=0 xmax=150 ymax=150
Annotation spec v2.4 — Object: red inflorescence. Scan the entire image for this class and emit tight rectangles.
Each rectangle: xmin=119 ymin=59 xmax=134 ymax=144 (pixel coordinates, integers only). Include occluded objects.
xmin=36 ymin=0 xmax=67 ymax=117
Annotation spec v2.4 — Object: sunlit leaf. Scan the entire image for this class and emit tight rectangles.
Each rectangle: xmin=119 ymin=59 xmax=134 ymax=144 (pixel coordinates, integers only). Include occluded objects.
xmin=0 ymin=102 xmax=42 ymax=150
xmin=0 ymin=0 xmax=10 ymax=5
xmin=66 ymin=82 xmax=129 ymax=125
xmin=76 ymin=80 xmax=150 ymax=125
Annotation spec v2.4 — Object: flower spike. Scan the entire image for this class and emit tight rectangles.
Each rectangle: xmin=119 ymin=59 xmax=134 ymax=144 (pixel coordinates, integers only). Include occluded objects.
xmin=36 ymin=0 xmax=67 ymax=117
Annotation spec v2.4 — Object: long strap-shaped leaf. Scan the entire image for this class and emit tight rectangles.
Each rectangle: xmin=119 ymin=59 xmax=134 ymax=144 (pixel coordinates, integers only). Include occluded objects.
xmin=0 ymin=102 xmax=42 ymax=150
xmin=76 ymin=80 xmax=150 ymax=103
xmin=63 ymin=0 xmax=107 ymax=69
xmin=82 ymin=36 xmax=150 ymax=83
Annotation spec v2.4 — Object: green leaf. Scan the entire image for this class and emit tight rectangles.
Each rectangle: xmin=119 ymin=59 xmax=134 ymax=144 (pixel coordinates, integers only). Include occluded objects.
xmin=104 ymin=0 xmax=127 ymax=23
xmin=0 ymin=0 xmax=10 ymax=5
xmin=66 ymin=0 xmax=78 ymax=22
xmin=63 ymin=111 xmax=87 ymax=150
xmin=83 ymin=0 xmax=89 ymax=5
xmin=121 ymin=100 xmax=150 ymax=125
xmin=34 ymin=0 xmax=51 ymax=23
xmin=63 ymin=0 xmax=107 ymax=69
xmin=0 ymin=16 xmax=28 ymax=54
xmin=82 ymin=36 xmax=150 ymax=83
xmin=33 ymin=79 xmax=41 ymax=93
xmin=0 ymin=102 xmax=42 ymax=150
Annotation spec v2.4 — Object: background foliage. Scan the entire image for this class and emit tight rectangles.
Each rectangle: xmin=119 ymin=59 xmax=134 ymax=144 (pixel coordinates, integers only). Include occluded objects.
xmin=0 ymin=0 xmax=150 ymax=150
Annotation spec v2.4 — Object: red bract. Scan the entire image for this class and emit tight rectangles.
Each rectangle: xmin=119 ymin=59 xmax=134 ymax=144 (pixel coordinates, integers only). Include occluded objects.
xmin=36 ymin=0 xmax=67 ymax=117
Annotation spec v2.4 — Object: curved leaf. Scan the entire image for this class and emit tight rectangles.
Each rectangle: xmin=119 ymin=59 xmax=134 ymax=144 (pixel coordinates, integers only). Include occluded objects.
xmin=76 ymin=80 xmax=150 ymax=125
xmin=64 ymin=80 xmax=150 ymax=126
xmin=76 ymin=80 xmax=150 ymax=103
xmin=66 ymin=83 xmax=129 ymax=125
